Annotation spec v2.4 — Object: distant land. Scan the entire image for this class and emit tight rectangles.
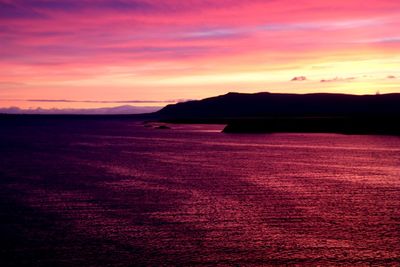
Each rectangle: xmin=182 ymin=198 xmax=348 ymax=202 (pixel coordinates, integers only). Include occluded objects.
xmin=153 ymin=92 xmax=400 ymax=135
xmin=0 ymin=105 xmax=160 ymax=115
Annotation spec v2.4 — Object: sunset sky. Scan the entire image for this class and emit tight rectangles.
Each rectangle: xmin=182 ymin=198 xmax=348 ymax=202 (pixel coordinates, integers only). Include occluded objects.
xmin=1 ymin=0 xmax=400 ymax=111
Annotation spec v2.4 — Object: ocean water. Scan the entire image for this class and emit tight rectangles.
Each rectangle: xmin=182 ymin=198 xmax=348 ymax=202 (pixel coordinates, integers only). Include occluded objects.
xmin=0 ymin=118 xmax=400 ymax=266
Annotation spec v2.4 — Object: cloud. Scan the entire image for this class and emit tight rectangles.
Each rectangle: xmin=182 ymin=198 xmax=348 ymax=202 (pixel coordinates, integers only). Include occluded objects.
xmin=291 ymin=76 xmax=307 ymax=81
xmin=361 ymin=37 xmax=400 ymax=44
xmin=0 ymin=2 xmax=45 ymax=19
xmin=0 ymin=81 xmax=26 ymax=87
xmin=0 ymin=0 xmax=156 ymax=16
xmin=183 ymin=27 xmax=244 ymax=39
xmin=0 ymin=98 xmax=189 ymax=104
xmin=0 ymin=105 xmax=161 ymax=115
xmin=320 ymin=77 xmax=356 ymax=83
xmin=25 ymin=99 xmax=180 ymax=103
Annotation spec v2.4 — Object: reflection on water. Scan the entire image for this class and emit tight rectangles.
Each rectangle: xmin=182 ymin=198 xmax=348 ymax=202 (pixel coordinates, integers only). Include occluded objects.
xmin=0 ymin=119 xmax=399 ymax=266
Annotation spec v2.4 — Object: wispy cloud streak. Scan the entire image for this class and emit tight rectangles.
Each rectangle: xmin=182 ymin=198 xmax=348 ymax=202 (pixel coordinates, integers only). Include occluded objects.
xmin=0 ymin=99 xmax=189 ymax=104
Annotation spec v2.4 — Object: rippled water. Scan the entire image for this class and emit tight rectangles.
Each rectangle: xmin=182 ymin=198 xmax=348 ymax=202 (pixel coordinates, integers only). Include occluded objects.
xmin=1 ymin=118 xmax=400 ymax=266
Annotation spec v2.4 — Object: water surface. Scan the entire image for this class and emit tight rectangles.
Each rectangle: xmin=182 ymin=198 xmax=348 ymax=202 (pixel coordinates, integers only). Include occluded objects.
xmin=0 ymin=118 xmax=399 ymax=266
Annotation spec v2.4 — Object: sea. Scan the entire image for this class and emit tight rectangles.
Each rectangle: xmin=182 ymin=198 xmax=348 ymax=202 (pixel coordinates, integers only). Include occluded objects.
xmin=0 ymin=117 xmax=399 ymax=266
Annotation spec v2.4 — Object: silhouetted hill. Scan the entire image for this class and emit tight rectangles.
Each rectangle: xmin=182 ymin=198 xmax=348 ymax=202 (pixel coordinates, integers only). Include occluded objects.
xmin=155 ymin=92 xmax=400 ymax=120
xmin=155 ymin=92 xmax=400 ymax=134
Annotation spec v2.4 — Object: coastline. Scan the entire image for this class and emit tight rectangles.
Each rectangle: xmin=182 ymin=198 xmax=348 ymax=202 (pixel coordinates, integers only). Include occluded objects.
xmin=222 ymin=116 xmax=400 ymax=135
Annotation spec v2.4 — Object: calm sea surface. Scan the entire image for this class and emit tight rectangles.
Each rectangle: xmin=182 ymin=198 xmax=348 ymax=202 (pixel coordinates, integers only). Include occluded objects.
xmin=1 ymin=118 xmax=400 ymax=266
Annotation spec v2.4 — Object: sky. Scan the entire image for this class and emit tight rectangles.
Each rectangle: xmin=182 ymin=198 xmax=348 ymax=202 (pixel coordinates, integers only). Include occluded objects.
xmin=1 ymin=0 xmax=400 ymax=112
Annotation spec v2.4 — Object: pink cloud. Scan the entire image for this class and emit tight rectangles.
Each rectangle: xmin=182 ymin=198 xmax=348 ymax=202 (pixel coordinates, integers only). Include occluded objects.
xmin=320 ymin=77 xmax=357 ymax=83
xmin=291 ymin=76 xmax=307 ymax=81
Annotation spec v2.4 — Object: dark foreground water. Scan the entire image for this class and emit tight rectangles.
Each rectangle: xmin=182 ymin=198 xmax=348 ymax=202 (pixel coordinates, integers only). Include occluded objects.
xmin=1 ymin=118 xmax=400 ymax=266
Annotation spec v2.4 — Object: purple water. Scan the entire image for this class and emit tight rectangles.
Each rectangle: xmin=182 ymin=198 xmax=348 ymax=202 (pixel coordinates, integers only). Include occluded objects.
xmin=1 ymin=118 xmax=400 ymax=266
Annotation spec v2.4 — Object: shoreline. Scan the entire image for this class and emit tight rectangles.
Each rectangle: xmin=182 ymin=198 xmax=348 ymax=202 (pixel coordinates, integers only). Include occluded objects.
xmin=221 ymin=116 xmax=400 ymax=135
